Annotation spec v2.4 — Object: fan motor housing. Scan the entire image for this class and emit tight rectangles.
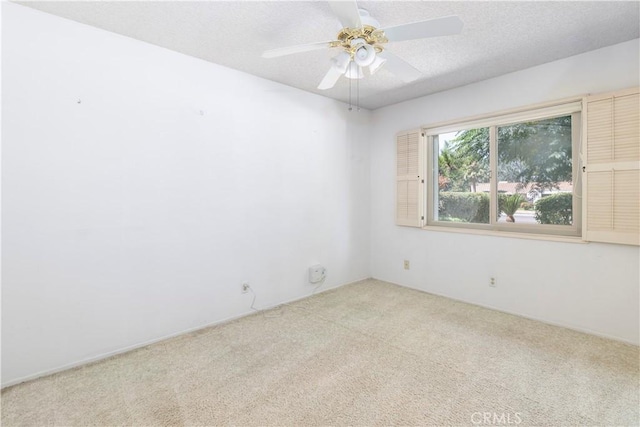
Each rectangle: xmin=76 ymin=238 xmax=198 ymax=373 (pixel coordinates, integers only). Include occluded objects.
xmin=334 ymin=25 xmax=387 ymax=53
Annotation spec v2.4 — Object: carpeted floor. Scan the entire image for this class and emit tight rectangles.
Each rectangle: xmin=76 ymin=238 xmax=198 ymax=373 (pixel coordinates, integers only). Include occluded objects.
xmin=2 ymin=279 xmax=639 ymax=426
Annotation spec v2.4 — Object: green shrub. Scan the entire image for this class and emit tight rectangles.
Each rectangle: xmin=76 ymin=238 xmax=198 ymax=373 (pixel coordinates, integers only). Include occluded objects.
xmin=438 ymin=192 xmax=490 ymax=223
xmin=521 ymin=201 xmax=534 ymax=211
xmin=535 ymin=193 xmax=572 ymax=225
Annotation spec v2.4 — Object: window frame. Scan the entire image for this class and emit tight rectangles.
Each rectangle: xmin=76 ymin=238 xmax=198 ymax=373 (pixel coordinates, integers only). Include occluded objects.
xmin=424 ymin=101 xmax=583 ymax=237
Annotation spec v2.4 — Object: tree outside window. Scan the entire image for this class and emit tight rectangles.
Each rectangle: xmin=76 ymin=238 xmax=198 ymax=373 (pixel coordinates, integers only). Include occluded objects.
xmin=434 ymin=115 xmax=574 ymax=227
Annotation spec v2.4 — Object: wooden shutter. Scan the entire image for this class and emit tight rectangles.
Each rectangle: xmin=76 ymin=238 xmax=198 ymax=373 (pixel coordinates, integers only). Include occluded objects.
xmin=583 ymin=87 xmax=640 ymax=245
xmin=396 ymin=129 xmax=423 ymax=227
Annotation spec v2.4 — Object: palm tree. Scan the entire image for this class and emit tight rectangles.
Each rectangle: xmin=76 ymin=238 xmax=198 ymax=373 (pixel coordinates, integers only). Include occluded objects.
xmin=462 ymin=160 xmax=488 ymax=193
xmin=502 ymin=193 xmax=524 ymax=222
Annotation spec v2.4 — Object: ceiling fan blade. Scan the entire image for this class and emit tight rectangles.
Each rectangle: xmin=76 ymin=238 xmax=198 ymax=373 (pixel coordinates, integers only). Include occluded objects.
xmin=380 ymin=15 xmax=463 ymax=42
xmin=262 ymin=40 xmax=336 ymax=58
xmin=378 ymin=51 xmax=422 ymax=82
xmin=328 ymin=0 xmax=362 ymax=29
xmin=318 ymin=65 xmax=343 ymax=90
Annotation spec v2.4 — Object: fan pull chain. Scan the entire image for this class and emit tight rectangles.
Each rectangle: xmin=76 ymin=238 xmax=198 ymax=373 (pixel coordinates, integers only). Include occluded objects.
xmin=348 ymin=73 xmax=353 ymax=111
xmin=356 ymin=74 xmax=360 ymax=112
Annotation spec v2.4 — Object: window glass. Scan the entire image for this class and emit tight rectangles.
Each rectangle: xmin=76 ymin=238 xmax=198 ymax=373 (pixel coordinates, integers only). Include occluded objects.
xmin=435 ymin=128 xmax=491 ymax=224
xmin=497 ymin=116 xmax=573 ymax=226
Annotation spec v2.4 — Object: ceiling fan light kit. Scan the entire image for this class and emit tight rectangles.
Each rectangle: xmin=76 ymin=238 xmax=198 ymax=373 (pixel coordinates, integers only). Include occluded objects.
xmin=352 ymin=38 xmax=377 ymax=67
xmin=262 ymin=0 xmax=463 ymax=105
xmin=368 ymin=56 xmax=387 ymax=76
xmin=332 ymin=51 xmax=351 ymax=74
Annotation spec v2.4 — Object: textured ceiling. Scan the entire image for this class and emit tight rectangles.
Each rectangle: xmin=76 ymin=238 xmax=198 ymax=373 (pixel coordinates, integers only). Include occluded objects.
xmin=18 ymin=1 xmax=640 ymax=110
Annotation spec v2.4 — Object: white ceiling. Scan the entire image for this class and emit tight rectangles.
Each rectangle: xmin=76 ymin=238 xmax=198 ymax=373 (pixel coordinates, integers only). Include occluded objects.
xmin=18 ymin=1 xmax=640 ymax=110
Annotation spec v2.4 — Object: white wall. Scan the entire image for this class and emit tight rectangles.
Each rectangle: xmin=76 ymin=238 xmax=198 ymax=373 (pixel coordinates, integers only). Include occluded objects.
xmin=3 ymin=1 xmax=639 ymax=389
xmin=370 ymin=39 xmax=640 ymax=345
xmin=1 ymin=3 xmax=371 ymax=386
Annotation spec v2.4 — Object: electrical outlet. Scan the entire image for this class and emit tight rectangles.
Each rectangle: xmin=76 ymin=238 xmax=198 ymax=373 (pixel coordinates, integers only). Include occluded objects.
xmin=489 ymin=277 xmax=496 ymax=287
xmin=404 ymin=260 xmax=410 ymax=270
xmin=242 ymin=282 xmax=250 ymax=294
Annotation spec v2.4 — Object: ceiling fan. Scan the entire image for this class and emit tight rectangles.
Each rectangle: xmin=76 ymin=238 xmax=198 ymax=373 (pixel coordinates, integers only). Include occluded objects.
xmin=262 ymin=1 xmax=463 ymax=90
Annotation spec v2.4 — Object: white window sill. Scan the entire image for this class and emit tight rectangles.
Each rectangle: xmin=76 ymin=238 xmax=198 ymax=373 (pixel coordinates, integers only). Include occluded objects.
xmin=421 ymin=225 xmax=587 ymax=244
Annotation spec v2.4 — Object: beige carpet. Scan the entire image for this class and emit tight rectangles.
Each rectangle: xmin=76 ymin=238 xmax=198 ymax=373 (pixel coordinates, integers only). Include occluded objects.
xmin=2 ymin=279 xmax=639 ymax=426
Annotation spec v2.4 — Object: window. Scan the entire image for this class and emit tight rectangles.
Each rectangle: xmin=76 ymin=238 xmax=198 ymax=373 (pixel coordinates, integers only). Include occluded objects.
xmin=425 ymin=102 xmax=582 ymax=237
xmin=396 ymin=88 xmax=639 ymax=245
xmin=433 ymin=127 xmax=490 ymax=225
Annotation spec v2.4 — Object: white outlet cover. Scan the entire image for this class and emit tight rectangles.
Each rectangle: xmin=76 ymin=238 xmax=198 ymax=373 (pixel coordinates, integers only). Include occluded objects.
xmin=309 ymin=265 xmax=326 ymax=284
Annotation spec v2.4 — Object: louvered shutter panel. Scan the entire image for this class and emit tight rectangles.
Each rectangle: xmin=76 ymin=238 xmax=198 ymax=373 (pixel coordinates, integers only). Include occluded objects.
xmin=396 ymin=129 xmax=423 ymax=227
xmin=584 ymin=88 xmax=640 ymax=245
